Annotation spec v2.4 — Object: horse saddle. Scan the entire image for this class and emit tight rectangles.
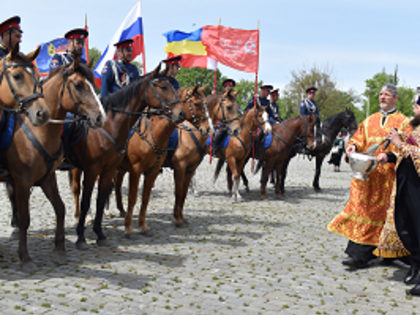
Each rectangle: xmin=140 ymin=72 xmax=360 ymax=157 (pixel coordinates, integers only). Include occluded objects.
xmin=0 ymin=111 xmax=15 ymax=151
xmin=206 ymin=134 xmax=230 ymax=150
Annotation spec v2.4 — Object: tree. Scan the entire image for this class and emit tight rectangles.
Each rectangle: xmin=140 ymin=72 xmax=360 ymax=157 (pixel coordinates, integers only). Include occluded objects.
xmin=363 ymin=71 xmax=415 ymax=119
xmin=88 ymin=47 xmax=102 ymax=69
xmin=282 ymin=65 xmax=360 ymax=120
xmin=177 ymin=68 xmax=224 ymax=95
xmin=235 ymin=79 xmax=264 ymax=110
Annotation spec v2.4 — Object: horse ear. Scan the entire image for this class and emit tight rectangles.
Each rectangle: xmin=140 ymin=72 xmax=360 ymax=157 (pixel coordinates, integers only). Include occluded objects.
xmin=223 ymin=90 xmax=230 ymax=98
xmin=151 ymin=63 xmax=162 ymax=79
xmin=86 ymin=58 xmax=94 ymax=69
xmin=7 ymin=42 xmax=20 ymax=62
xmin=192 ymin=84 xmax=200 ymax=94
xmin=71 ymin=56 xmax=81 ymax=71
xmin=26 ymin=46 xmax=41 ymax=61
xmin=232 ymin=90 xmax=240 ymax=98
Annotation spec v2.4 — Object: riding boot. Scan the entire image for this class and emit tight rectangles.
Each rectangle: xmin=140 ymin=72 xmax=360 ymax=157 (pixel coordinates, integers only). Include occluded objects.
xmin=405 ymin=256 xmax=420 ymax=284
xmin=212 ymin=128 xmax=227 ymax=155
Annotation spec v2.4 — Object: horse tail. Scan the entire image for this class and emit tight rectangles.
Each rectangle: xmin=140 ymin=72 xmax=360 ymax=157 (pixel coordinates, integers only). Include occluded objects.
xmin=254 ymin=160 xmax=263 ymax=175
xmin=213 ymin=158 xmax=225 ymax=183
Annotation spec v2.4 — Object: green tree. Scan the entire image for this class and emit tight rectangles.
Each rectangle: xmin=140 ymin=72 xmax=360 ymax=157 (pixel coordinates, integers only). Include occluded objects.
xmin=282 ymin=65 xmax=360 ymax=120
xmin=363 ymin=71 xmax=415 ymax=119
xmin=177 ymin=67 xmax=224 ymax=95
xmin=88 ymin=47 xmax=102 ymax=69
xmin=235 ymin=79 xmax=264 ymax=110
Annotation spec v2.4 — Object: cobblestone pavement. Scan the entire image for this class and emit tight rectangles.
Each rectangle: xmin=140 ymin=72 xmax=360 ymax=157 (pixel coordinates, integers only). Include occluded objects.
xmin=0 ymin=156 xmax=418 ymax=315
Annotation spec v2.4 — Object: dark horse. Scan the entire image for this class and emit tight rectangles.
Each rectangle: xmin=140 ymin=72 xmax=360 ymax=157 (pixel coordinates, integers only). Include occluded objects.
xmin=279 ymin=109 xmax=358 ymax=193
xmin=4 ymin=50 xmax=105 ymax=271
xmin=69 ymin=64 xmax=185 ymax=250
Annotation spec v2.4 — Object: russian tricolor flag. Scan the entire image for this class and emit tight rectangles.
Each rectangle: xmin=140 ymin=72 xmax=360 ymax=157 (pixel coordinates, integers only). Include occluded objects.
xmin=93 ymin=1 xmax=145 ymax=88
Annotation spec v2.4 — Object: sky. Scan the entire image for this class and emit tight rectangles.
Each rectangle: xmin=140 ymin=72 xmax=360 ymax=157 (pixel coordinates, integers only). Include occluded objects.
xmin=3 ymin=0 xmax=420 ymax=101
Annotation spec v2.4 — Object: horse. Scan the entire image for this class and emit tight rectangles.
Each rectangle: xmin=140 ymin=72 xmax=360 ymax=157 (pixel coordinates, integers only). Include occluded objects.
xmin=279 ymin=109 xmax=358 ymax=193
xmin=69 ymin=64 xmax=185 ymax=250
xmin=257 ymin=114 xmax=317 ymax=199
xmin=113 ymin=85 xmax=209 ymax=237
xmin=213 ymin=105 xmax=272 ymax=202
xmin=4 ymin=56 xmax=105 ymax=271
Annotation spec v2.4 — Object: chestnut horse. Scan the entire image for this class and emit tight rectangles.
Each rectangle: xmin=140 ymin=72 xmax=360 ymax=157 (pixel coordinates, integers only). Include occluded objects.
xmin=112 ymin=87 xmax=209 ymax=237
xmin=259 ymin=114 xmax=317 ymax=199
xmin=279 ymin=109 xmax=358 ymax=193
xmin=4 ymin=56 xmax=105 ymax=271
xmin=213 ymin=105 xmax=272 ymax=202
xmin=69 ymin=65 xmax=185 ymax=249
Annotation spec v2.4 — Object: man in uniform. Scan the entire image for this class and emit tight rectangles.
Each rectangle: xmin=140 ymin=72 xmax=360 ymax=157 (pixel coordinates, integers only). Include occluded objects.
xmin=245 ymin=85 xmax=276 ymax=123
xmin=328 ymin=83 xmax=412 ymax=269
xmin=269 ymin=88 xmax=282 ymax=122
xmin=100 ymin=39 xmax=140 ymax=98
xmin=300 ymin=87 xmax=320 ymax=120
xmin=0 ymin=16 xmax=23 ymax=58
xmin=49 ymin=28 xmax=88 ymax=72
xmin=222 ymin=78 xmax=243 ymax=115
xmin=162 ymin=56 xmax=181 ymax=90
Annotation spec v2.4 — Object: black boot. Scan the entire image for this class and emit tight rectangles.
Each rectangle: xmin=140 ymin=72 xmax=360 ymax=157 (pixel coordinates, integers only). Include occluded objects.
xmin=212 ymin=128 xmax=227 ymax=155
xmin=405 ymin=257 xmax=419 ymax=284
xmin=342 ymin=256 xmax=368 ymax=269
xmin=407 ymin=283 xmax=420 ymax=296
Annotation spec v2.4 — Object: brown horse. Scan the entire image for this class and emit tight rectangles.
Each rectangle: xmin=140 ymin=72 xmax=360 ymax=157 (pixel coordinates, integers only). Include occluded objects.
xmin=259 ymin=114 xmax=317 ymax=199
xmin=113 ymin=84 xmax=211 ymax=236
xmin=0 ymin=44 xmax=49 ymax=126
xmin=214 ymin=105 xmax=272 ymax=202
xmin=4 ymin=57 xmax=105 ymax=271
xmin=69 ymin=65 xmax=185 ymax=249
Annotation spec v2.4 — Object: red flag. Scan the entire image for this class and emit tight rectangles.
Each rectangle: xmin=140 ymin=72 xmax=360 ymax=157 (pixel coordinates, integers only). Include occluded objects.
xmin=84 ymin=15 xmax=89 ymax=62
xmin=201 ymin=25 xmax=259 ymax=73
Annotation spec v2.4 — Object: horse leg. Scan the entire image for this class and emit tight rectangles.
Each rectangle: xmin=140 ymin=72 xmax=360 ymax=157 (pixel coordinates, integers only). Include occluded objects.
xmin=93 ymin=170 xmax=115 ymax=246
xmin=75 ymin=173 xmax=97 ymax=250
xmin=260 ymin=159 xmax=274 ymax=200
xmin=241 ymin=158 xmax=250 ymax=192
xmin=71 ymin=168 xmax=82 ymax=221
xmin=179 ymin=169 xmax=196 ymax=224
xmin=226 ymin=164 xmax=233 ymax=195
xmin=124 ymin=167 xmax=142 ymax=238
xmin=138 ymin=168 xmax=161 ymax=236
xmin=227 ymin=158 xmax=241 ymax=202
xmin=6 ymin=184 xmax=19 ymax=238
xmin=40 ymin=173 xmax=67 ymax=265
xmin=280 ymin=151 xmax=294 ymax=195
xmin=114 ymin=169 xmax=127 ymax=218
xmin=313 ymin=155 xmax=324 ymax=192
xmin=173 ymin=165 xmax=186 ymax=227
xmin=274 ymin=163 xmax=284 ymax=198
xmin=14 ymin=183 xmax=35 ymax=271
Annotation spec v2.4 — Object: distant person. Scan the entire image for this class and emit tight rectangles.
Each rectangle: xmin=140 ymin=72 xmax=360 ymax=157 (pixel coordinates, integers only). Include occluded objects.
xmin=269 ymin=88 xmax=282 ymax=122
xmin=222 ymin=79 xmax=243 ymax=115
xmin=300 ymin=87 xmax=320 ymax=120
xmin=0 ymin=16 xmax=22 ymax=58
xmin=328 ymin=131 xmax=345 ymax=172
xmin=245 ymin=85 xmax=276 ymax=123
xmin=328 ymin=83 xmax=412 ymax=269
xmin=162 ymin=56 xmax=181 ymax=90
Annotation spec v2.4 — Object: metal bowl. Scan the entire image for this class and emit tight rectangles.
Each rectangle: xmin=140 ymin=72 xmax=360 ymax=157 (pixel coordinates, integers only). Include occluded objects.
xmin=349 ymin=152 xmax=379 ymax=181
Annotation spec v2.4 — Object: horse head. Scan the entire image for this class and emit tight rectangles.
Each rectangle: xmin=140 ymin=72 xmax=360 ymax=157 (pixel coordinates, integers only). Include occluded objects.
xmin=246 ymin=105 xmax=271 ymax=134
xmin=46 ymin=56 xmax=106 ymax=128
xmin=343 ymin=108 xmax=358 ymax=136
xmin=0 ymin=43 xmax=50 ymax=126
xmin=208 ymin=89 xmax=241 ymax=136
xmin=300 ymin=113 xmax=317 ymax=149
xmin=180 ymin=84 xmax=214 ymax=136
xmin=144 ymin=64 xmax=185 ymax=124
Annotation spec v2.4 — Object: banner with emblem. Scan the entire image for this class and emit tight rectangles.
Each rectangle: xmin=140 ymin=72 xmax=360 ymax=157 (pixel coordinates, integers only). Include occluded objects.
xmin=34 ymin=38 xmax=87 ymax=77
xmin=201 ymin=25 xmax=259 ymax=73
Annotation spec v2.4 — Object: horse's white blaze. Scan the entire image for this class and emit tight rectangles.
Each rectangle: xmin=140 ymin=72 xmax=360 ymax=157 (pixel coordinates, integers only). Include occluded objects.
xmin=313 ymin=124 xmax=317 ymax=148
xmin=262 ymin=111 xmax=272 ymax=133
xmin=206 ymin=107 xmax=215 ymax=135
xmin=85 ymin=79 xmax=106 ymax=120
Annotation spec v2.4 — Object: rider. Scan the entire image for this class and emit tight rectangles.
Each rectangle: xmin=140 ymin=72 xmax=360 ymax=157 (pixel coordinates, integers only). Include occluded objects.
xmin=300 ymin=87 xmax=320 ymax=120
xmin=100 ymin=39 xmax=140 ymax=98
xmin=245 ymin=85 xmax=276 ymax=123
xmin=49 ymin=28 xmax=88 ymax=72
xmin=0 ymin=16 xmax=23 ymax=58
xmin=223 ymin=78 xmax=244 ymax=116
xmin=162 ymin=56 xmax=181 ymax=90
xmin=270 ymin=89 xmax=283 ymax=122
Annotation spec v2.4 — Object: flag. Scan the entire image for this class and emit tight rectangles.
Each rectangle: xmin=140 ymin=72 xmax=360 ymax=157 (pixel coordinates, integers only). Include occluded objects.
xmin=93 ymin=1 xmax=145 ymax=87
xmin=34 ymin=38 xmax=87 ymax=77
xmin=163 ymin=28 xmax=217 ymax=70
xmin=201 ymin=25 xmax=259 ymax=73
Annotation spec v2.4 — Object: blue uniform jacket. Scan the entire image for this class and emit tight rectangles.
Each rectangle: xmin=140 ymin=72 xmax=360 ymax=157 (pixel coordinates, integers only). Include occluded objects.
xmin=169 ymin=77 xmax=179 ymax=90
xmin=49 ymin=51 xmax=86 ymax=73
xmin=0 ymin=44 xmax=8 ymax=58
xmin=100 ymin=59 xmax=140 ymax=98
xmin=246 ymin=97 xmax=277 ymax=124
xmin=300 ymin=98 xmax=320 ymax=118
xmin=270 ymin=102 xmax=283 ymax=122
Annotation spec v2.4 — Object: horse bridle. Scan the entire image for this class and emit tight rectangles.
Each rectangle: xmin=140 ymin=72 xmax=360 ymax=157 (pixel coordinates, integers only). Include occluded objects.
xmin=0 ymin=56 xmax=44 ymax=113
xmin=215 ymin=96 xmax=240 ymax=126
xmin=243 ymin=107 xmax=270 ymax=135
xmin=184 ymin=88 xmax=210 ymax=130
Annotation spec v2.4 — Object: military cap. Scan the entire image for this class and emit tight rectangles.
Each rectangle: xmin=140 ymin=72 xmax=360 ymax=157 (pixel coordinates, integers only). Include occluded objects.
xmin=306 ymin=87 xmax=318 ymax=93
xmin=0 ymin=16 xmax=22 ymax=35
xmin=114 ymin=39 xmax=133 ymax=50
xmin=223 ymin=79 xmax=236 ymax=87
xmin=163 ymin=55 xmax=182 ymax=67
xmin=270 ymin=88 xmax=279 ymax=95
xmin=260 ymin=85 xmax=273 ymax=91
xmin=65 ymin=28 xmax=89 ymax=41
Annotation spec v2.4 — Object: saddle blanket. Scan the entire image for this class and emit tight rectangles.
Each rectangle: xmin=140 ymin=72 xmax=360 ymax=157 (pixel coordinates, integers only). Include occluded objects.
xmin=206 ymin=135 xmax=231 ymax=149
xmin=0 ymin=112 xmax=15 ymax=151
xmin=263 ymin=133 xmax=272 ymax=150
xmin=127 ymin=129 xmax=178 ymax=150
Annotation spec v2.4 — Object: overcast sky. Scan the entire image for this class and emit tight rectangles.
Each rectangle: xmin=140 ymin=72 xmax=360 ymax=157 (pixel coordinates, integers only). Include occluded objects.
xmin=3 ymin=0 xmax=420 ymax=98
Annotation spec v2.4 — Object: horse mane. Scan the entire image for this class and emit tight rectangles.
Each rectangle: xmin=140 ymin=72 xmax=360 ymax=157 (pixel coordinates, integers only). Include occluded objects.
xmin=323 ymin=109 xmax=354 ymax=125
xmin=45 ymin=63 xmax=95 ymax=86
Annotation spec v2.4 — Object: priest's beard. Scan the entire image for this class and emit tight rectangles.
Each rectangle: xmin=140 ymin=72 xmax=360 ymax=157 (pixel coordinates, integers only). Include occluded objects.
xmin=410 ymin=114 xmax=420 ymax=128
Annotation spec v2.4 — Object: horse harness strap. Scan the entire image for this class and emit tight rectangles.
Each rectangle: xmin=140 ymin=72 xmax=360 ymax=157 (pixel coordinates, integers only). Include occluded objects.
xmin=16 ymin=114 xmax=63 ymax=186
xmin=183 ymin=122 xmax=205 ymax=163
xmin=98 ymin=127 xmax=127 ymax=157
xmin=272 ymin=130 xmax=291 ymax=148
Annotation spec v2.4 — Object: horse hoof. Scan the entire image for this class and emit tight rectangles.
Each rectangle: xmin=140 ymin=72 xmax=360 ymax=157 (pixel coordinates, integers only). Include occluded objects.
xmin=76 ymin=241 xmax=89 ymax=251
xmin=175 ymin=222 xmax=188 ymax=229
xmin=244 ymin=186 xmax=250 ymax=192
xmin=119 ymin=211 xmax=126 ymax=218
xmin=97 ymin=239 xmax=110 ymax=247
xmin=140 ymin=230 xmax=153 ymax=237
xmin=314 ymin=187 xmax=321 ymax=192
xmin=53 ymin=252 xmax=67 ymax=265
xmin=260 ymin=195 xmax=266 ymax=200
xmin=275 ymin=194 xmax=284 ymax=200
xmin=124 ymin=233 xmax=140 ymax=240
xmin=21 ymin=261 xmax=37 ymax=273
xmin=10 ymin=228 xmax=19 ymax=241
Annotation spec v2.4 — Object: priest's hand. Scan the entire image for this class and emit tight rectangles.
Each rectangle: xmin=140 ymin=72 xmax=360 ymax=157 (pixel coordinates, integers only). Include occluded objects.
xmin=376 ymin=153 xmax=388 ymax=165
xmin=346 ymin=144 xmax=356 ymax=156
xmin=387 ymin=129 xmax=402 ymax=147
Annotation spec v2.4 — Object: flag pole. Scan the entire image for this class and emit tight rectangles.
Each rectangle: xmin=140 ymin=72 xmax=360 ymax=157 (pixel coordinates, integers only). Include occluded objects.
xmin=139 ymin=0 xmax=146 ymax=74
xmin=251 ymin=19 xmax=260 ymax=173
xmin=84 ymin=14 xmax=89 ymax=62
xmin=212 ymin=17 xmax=221 ymax=94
